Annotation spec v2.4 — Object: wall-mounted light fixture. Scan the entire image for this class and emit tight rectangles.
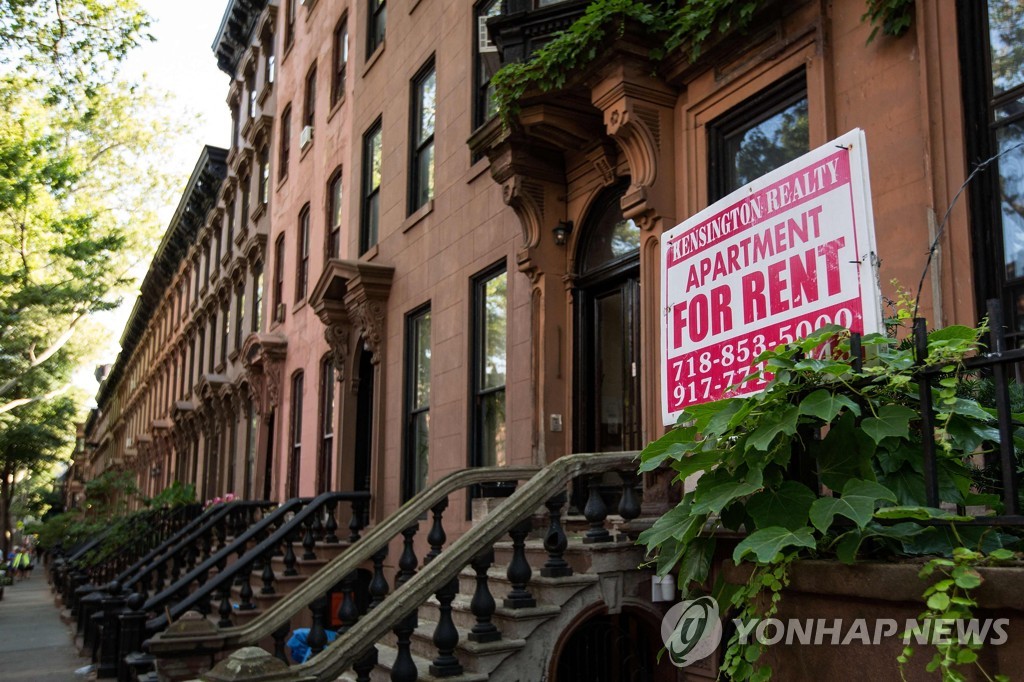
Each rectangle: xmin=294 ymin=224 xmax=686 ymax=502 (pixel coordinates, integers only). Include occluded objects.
xmin=552 ymin=220 xmax=573 ymax=246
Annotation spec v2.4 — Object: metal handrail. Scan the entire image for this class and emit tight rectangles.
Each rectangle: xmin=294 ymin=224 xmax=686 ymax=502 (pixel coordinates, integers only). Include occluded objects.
xmin=294 ymin=452 xmax=636 ymax=681
xmin=113 ymin=503 xmax=205 ymax=585
xmin=145 ymin=491 xmax=371 ymax=632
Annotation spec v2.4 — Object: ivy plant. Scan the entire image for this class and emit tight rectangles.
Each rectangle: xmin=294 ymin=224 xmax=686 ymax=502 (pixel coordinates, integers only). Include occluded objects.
xmin=637 ymin=323 xmax=1023 ymax=679
xmin=491 ymin=0 xmax=915 ymax=126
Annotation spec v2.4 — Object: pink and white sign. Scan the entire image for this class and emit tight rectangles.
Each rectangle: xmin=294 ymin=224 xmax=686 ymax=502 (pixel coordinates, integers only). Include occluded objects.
xmin=660 ymin=129 xmax=882 ymax=424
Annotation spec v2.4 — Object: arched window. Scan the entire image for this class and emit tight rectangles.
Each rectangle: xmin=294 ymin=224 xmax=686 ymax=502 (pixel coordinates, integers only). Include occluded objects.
xmin=578 ymin=186 xmax=640 ymax=276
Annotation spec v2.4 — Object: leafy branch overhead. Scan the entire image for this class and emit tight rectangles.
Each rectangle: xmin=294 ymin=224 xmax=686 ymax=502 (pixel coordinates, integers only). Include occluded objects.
xmin=490 ymin=0 xmax=915 ymax=126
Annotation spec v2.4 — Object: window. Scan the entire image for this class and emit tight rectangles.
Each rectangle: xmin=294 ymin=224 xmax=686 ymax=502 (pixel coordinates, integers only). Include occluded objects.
xmin=367 ymin=0 xmax=386 ymax=57
xmin=409 ymin=60 xmax=436 ymax=213
xmin=318 ymin=357 xmax=335 ymax=492
xmin=226 ymin=200 xmax=235 ymax=253
xmin=361 ymin=119 xmax=383 ymax=254
xmin=246 ymin=66 xmax=257 ymax=119
xmin=240 ymin=174 xmax=251 ymax=227
xmin=960 ymin=1 xmax=1024 ymax=337
xmin=197 ymin=327 xmax=206 ymax=382
xmin=234 ymin=283 xmax=245 ymax=351
xmin=264 ymin=29 xmax=275 ymax=84
xmin=203 ymin=240 xmax=211 ymax=284
xmin=285 ymin=0 xmax=295 ymax=50
xmin=244 ymin=401 xmax=257 ymax=499
xmin=304 ymin=65 xmax=317 ymax=131
xmin=327 ymin=171 xmax=343 ymax=258
xmin=231 ymin=103 xmax=240 ymax=148
xmin=288 ymin=371 xmax=303 ymax=498
xmin=273 ymin=235 xmax=285 ymax=320
xmin=296 ymin=204 xmax=310 ymax=302
xmin=252 ymin=265 xmax=263 ymax=333
xmin=474 ymin=0 xmax=502 ymax=130
xmin=208 ymin=313 xmax=217 ymax=373
xmin=279 ymin=105 xmax=291 ymax=180
xmin=707 ymin=69 xmax=809 ymax=201
xmin=472 ymin=265 xmax=507 ymax=467
xmin=214 ymin=222 xmax=222 ymax=266
xmin=220 ymin=301 xmax=229 ymax=367
xmin=403 ymin=306 xmax=430 ymax=500
xmin=259 ymin=145 xmax=270 ymax=205
xmin=332 ymin=18 xmax=348 ymax=106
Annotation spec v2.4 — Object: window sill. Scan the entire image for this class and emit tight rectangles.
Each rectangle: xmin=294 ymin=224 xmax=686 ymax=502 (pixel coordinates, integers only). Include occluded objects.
xmin=327 ymin=94 xmax=346 ymax=124
xmin=303 ymin=0 xmax=319 ymax=20
xmin=401 ymin=199 xmax=433 ymax=233
xmin=300 ymin=139 xmax=314 ymax=161
xmin=229 ymin=349 xmax=240 ymax=363
xmin=215 ymin=362 xmax=227 ymax=375
xmin=409 ymin=0 xmax=423 ymax=13
xmin=293 ymin=298 xmax=308 ymax=314
xmin=465 ymin=156 xmax=490 ymax=184
xmin=281 ymin=41 xmax=295 ymax=66
xmin=221 ymin=252 xmax=232 ymax=268
xmin=257 ymin=82 xmax=273 ymax=107
xmin=363 ymin=41 xmax=385 ymax=78
xmin=276 ymin=172 xmax=288 ymax=193
xmin=252 ymin=202 xmax=267 ymax=223
xmin=360 ymin=243 xmax=379 ymax=262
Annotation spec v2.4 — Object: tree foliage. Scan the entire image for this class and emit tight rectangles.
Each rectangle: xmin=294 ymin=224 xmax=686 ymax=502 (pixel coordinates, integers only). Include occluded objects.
xmin=0 ymin=0 xmax=189 ymax=553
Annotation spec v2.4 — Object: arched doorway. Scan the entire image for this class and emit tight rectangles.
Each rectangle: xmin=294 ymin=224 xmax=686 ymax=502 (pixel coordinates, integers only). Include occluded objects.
xmin=574 ymin=186 xmax=642 ymax=454
xmin=551 ymin=607 xmax=674 ymax=682
xmin=352 ymin=345 xmax=374 ymax=492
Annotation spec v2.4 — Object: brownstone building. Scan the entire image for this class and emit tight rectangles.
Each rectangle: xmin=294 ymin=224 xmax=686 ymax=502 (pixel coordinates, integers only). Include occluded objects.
xmin=74 ymin=1 xmax=1024 ymax=679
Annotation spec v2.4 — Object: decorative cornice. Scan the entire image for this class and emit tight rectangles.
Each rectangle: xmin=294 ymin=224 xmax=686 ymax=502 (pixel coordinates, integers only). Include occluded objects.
xmin=213 ymin=0 xmax=270 ymax=77
xmin=240 ymin=332 xmax=287 ymax=414
xmin=309 ymin=259 xmax=395 ymax=366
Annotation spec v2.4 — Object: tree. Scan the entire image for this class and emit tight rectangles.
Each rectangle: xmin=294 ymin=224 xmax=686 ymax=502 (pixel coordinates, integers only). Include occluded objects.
xmin=0 ymin=0 xmax=189 ymax=553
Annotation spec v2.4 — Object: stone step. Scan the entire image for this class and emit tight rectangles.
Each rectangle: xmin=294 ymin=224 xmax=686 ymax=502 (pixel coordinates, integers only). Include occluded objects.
xmin=456 ymin=566 xmax=598 ymax=608
xmin=418 ymin=594 xmax=562 ymax=642
xmin=492 ymin=537 xmax=645 ymax=576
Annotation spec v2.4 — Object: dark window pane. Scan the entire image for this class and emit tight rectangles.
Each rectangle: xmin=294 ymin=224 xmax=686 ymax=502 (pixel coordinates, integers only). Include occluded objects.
xmin=414 ymin=312 xmax=431 ymax=409
xmin=480 ymin=390 xmax=506 ymax=467
xmin=413 ymin=411 xmax=429 ymax=492
xmin=725 ymin=97 xmax=808 ymax=189
xmin=998 ymin=122 xmax=1024 ymax=280
xmin=482 ymin=272 xmax=506 ymax=389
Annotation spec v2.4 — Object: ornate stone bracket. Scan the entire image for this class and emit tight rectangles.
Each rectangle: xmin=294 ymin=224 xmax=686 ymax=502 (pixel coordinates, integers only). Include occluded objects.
xmin=240 ymin=332 xmax=287 ymax=416
xmin=591 ymin=58 xmax=677 ymax=231
xmin=309 ymin=259 xmax=394 ymax=367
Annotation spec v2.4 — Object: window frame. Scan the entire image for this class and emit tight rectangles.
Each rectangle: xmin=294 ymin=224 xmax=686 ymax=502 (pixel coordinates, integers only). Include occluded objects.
xmin=409 ymin=58 xmax=436 ymax=214
xmin=317 ymin=356 xmax=335 ymax=493
xmin=332 ymin=16 xmax=349 ymax=106
xmin=403 ymin=304 xmax=431 ymax=501
xmin=706 ymin=68 xmax=808 ymax=202
xmin=288 ymin=370 xmax=304 ymax=498
xmin=367 ymin=0 xmax=386 ymax=58
xmin=469 ymin=262 xmax=508 ymax=469
xmin=360 ymin=118 xmax=383 ymax=254
xmin=279 ymin=104 xmax=291 ymax=180
xmin=473 ymin=0 xmax=502 ymax=132
xmin=304 ymin=64 xmax=317 ymax=131
xmin=296 ymin=203 xmax=310 ymax=303
xmin=273 ymin=234 xmax=285 ymax=321
xmin=327 ymin=169 xmax=343 ymax=258
xmin=285 ymin=0 xmax=296 ymax=51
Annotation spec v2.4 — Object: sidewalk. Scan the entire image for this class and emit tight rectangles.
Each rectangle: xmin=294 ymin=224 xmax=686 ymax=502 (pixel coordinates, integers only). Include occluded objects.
xmin=0 ymin=571 xmax=91 ymax=681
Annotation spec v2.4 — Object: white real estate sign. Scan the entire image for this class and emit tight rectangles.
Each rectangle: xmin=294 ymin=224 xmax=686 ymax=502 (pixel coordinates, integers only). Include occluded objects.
xmin=660 ymin=128 xmax=882 ymax=425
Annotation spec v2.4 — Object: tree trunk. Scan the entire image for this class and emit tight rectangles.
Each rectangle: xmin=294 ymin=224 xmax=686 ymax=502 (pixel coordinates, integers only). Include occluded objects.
xmin=0 ymin=465 xmax=11 ymax=557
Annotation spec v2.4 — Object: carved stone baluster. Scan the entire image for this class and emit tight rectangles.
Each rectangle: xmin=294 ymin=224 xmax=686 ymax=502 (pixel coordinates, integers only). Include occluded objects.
xmin=424 ymin=497 xmax=448 ymax=565
xmin=504 ymin=519 xmax=536 ymax=608
xmin=237 ymin=563 xmax=256 ymax=610
xmin=469 ymin=549 xmax=500 ymax=643
xmin=541 ymin=491 xmax=572 ymax=577
xmin=336 ymin=571 xmax=361 ymax=636
xmin=283 ymin=528 xmax=298 ymax=576
xmin=260 ymin=547 xmax=276 ymax=594
xmin=217 ymin=585 xmax=234 ymax=627
xmin=324 ymin=500 xmax=339 ymax=543
xmin=302 ymin=514 xmax=317 ymax=560
xmin=396 ymin=524 xmax=419 ymax=587
xmin=391 ymin=610 xmax=419 ymax=682
xmin=430 ymin=577 xmax=463 ymax=677
xmin=349 ymin=499 xmax=366 ymax=543
xmin=272 ymin=620 xmax=291 ymax=664
xmin=307 ymin=595 xmax=329 ymax=658
xmin=353 ymin=647 xmax=378 ymax=682
xmin=583 ymin=476 xmax=612 ymax=543
xmin=618 ymin=471 xmax=642 ymax=535
xmin=368 ymin=546 xmax=389 ymax=609
xmin=312 ymin=507 xmax=325 ymax=544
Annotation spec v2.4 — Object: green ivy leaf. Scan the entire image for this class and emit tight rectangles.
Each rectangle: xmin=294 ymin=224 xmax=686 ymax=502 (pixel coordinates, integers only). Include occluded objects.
xmin=861 ymin=405 xmax=916 ymax=444
xmin=926 ymin=592 xmax=950 ymax=610
xmin=748 ymin=405 xmax=799 ymax=451
xmin=834 ymin=522 xmax=930 ymax=563
xmin=951 ymin=566 xmax=983 ymax=590
xmin=693 ymin=465 xmax=764 ymax=515
xmin=677 ymin=537 xmax=716 ymax=593
xmin=637 ymin=500 xmax=705 ymax=549
xmin=670 ymin=450 xmax=722 ymax=481
xmin=873 ymin=506 xmax=973 ymax=522
xmin=732 ymin=526 xmax=817 ymax=564
xmin=946 ymin=397 xmax=994 ymax=422
xmin=927 ymin=325 xmax=978 ymax=344
xmin=638 ymin=424 xmax=699 ymax=472
xmin=745 ymin=481 xmax=816 ymax=531
xmin=811 ymin=411 xmax=875 ymax=490
xmin=798 ymin=389 xmax=860 ymax=422
xmin=810 ymin=479 xmax=897 ymax=532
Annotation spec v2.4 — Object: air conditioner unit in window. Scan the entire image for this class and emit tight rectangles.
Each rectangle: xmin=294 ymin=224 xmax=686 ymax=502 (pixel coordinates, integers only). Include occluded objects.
xmin=299 ymin=125 xmax=314 ymax=150
xmin=275 ymin=302 xmax=287 ymax=323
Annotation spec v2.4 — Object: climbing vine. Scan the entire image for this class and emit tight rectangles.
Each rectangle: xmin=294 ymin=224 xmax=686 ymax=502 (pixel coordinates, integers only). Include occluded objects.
xmin=490 ymin=0 xmax=916 ymax=126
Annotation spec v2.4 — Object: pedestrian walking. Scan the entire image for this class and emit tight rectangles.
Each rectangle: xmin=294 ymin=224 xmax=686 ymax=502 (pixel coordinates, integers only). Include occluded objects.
xmin=11 ymin=546 xmax=30 ymax=581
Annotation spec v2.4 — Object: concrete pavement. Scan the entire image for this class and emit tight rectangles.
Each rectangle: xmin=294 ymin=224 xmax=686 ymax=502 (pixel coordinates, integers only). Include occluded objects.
xmin=0 ymin=570 xmax=91 ymax=681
